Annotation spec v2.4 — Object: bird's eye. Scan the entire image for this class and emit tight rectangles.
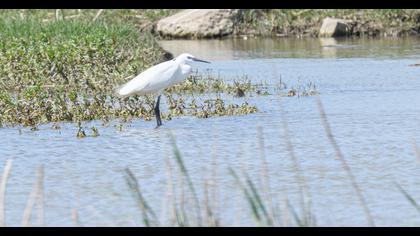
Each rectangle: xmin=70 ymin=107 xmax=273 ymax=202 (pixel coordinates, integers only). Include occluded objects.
xmin=187 ymin=56 xmax=192 ymax=59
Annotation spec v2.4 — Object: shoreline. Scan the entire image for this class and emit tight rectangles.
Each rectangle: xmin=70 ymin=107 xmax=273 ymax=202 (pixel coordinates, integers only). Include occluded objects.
xmin=155 ymin=9 xmax=420 ymax=39
xmin=1 ymin=10 xmax=418 ymax=39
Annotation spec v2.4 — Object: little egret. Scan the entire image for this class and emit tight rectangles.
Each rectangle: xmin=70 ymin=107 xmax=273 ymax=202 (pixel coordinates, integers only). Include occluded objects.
xmin=115 ymin=53 xmax=210 ymax=128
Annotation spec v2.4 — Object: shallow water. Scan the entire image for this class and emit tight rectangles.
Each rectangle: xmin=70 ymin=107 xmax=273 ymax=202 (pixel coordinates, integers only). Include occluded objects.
xmin=1 ymin=37 xmax=420 ymax=226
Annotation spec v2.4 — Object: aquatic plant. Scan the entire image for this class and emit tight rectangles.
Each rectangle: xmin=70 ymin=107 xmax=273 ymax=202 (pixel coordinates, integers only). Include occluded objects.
xmin=0 ymin=15 xmax=320 ymax=133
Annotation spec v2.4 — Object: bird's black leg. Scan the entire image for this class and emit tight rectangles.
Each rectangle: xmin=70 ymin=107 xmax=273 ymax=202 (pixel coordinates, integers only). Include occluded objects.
xmin=154 ymin=95 xmax=162 ymax=128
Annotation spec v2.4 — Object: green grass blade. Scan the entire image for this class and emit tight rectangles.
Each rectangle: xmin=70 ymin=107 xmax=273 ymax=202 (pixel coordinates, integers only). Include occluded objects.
xmin=228 ymin=167 xmax=262 ymax=226
xmin=169 ymin=133 xmax=202 ymax=226
xmin=395 ymin=182 xmax=420 ymax=215
xmin=287 ymin=200 xmax=304 ymax=227
xmin=124 ymin=168 xmax=158 ymax=226
xmin=244 ymin=173 xmax=273 ymax=226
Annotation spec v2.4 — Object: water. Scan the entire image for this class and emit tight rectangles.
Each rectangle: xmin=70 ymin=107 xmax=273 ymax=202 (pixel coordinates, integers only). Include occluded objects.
xmin=1 ymin=37 xmax=420 ymax=226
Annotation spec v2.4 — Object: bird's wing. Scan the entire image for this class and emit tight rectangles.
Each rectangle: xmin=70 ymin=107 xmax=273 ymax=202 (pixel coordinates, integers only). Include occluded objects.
xmin=115 ymin=60 xmax=179 ymax=97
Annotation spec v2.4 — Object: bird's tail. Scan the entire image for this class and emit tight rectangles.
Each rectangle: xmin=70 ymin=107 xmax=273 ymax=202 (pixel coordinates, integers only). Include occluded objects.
xmin=113 ymin=75 xmax=135 ymax=99
xmin=113 ymin=85 xmax=123 ymax=98
xmin=113 ymin=84 xmax=131 ymax=99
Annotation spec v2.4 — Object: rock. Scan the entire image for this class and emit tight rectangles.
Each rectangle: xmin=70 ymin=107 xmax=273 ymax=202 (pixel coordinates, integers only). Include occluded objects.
xmin=156 ymin=9 xmax=240 ymax=38
xmin=319 ymin=17 xmax=352 ymax=37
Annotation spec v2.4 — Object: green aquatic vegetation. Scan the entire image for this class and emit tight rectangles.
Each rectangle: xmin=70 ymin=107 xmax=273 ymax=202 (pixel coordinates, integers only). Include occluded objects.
xmin=115 ymin=123 xmax=124 ymax=132
xmin=167 ymin=73 xmax=318 ymax=98
xmin=0 ymin=24 xmax=259 ymax=127
xmin=91 ymin=126 xmax=100 ymax=137
xmin=75 ymin=124 xmax=100 ymax=138
xmin=277 ymin=82 xmax=319 ymax=97
xmin=76 ymin=125 xmax=86 ymax=139
xmin=51 ymin=123 xmax=61 ymax=130
xmin=154 ymin=94 xmax=258 ymax=120
xmin=0 ymin=72 xmax=316 ymax=128
xmin=0 ymin=19 xmax=166 ymax=127
xmin=0 ymin=19 xmax=166 ymax=89
xmin=165 ymin=73 xmax=255 ymax=95
xmin=0 ymin=17 xmax=319 ymax=130
xmin=187 ymin=98 xmax=258 ymax=119
xmin=257 ymin=91 xmax=272 ymax=96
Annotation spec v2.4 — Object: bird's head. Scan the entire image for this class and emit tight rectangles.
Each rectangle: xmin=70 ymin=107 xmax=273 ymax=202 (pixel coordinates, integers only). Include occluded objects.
xmin=175 ymin=53 xmax=211 ymax=65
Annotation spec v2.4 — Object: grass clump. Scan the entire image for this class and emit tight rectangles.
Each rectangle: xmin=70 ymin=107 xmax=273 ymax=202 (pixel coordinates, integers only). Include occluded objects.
xmin=0 ymin=18 xmax=168 ymax=127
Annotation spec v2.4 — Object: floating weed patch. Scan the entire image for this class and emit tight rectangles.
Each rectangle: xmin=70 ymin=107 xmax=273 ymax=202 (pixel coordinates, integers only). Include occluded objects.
xmin=91 ymin=126 xmax=100 ymax=137
xmin=76 ymin=127 xmax=87 ymax=139
xmin=167 ymin=73 xmax=318 ymax=98
xmin=166 ymin=73 xmax=256 ymax=96
xmin=279 ymin=82 xmax=319 ymax=97
xmin=0 ymin=71 xmax=318 ymax=129
xmin=188 ymin=98 xmax=258 ymax=119
xmin=75 ymin=123 xmax=101 ymax=138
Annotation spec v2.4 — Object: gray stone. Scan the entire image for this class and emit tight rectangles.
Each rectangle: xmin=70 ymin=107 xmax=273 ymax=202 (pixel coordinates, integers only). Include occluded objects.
xmin=319 ymin=17 xmax=352 ymax=37
xmin=156 ymin=9 xmax=240 ymax=38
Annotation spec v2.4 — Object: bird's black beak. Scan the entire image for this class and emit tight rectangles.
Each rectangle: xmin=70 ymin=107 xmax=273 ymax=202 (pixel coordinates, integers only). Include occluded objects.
xmin=192 ymin=57 xmax=211 ymax=64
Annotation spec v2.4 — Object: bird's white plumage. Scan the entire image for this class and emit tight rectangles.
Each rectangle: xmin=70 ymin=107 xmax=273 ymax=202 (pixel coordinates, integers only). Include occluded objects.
xmin=115 ymin=53 xmax=199 ymax=98
xmin=114 ymin=53 xmax=210 ymax=127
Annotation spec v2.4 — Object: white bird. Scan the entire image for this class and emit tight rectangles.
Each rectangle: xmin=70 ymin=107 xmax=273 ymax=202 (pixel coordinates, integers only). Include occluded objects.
xmin=115 ymin=53 xmax=210 ymax=128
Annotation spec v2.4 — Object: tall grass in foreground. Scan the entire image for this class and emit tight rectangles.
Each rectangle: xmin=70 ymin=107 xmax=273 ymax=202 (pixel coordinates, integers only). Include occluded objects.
xmin=317 ymin=98 xmax=375 ymax=227
xmin=121 ymin=98 xmax=411 ymax=226
xmin=395 ymin=142 xmax=420 ymax=217
xmin=0 ymin=161 xmax=45 ymax=227
xmin=2 ymin=98 xmax=420 ymax=226
xmin=0 ymin=160 xmax=12 ymax=226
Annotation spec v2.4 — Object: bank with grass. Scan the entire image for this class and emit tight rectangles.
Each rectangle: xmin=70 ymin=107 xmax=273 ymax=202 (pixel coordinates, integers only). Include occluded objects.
xmin=2 ymin=9 xmax=419 ymax=38
xmin=235 ymin=9 xmax=420 ymax=38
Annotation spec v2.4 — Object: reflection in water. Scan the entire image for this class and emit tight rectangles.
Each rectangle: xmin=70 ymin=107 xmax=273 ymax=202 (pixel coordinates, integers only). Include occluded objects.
xmin=159 ymin=39 xmax=237 ymax=60
xmin=319 ymin=38 xmax=338 ymax=58
xmin=159 ymin=37 xmax=420 ymax=61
